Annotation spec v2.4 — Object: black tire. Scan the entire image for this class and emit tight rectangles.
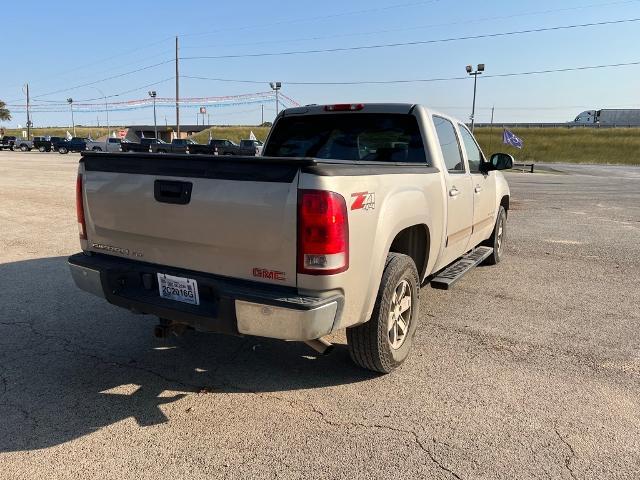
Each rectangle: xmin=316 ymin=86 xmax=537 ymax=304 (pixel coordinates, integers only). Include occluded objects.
xmin=92 ymin=147 xmax=102 ymax=151
xmin=483 ymin=206 xmax=507 ymax=265
xmin=58 ymin=147 xmax=68 ymax=154
xmin=347 ymin=252 xmax=420 ymax=373
xmin=20 ymin=145 xmax=28 ymax=152
xmin=38 ymin=146 xmax=46 ymax=152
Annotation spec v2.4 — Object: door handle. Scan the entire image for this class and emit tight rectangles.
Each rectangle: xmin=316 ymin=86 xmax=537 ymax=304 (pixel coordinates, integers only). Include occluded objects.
xmin=474 ymin=185 xmax=483 ymax=193
xmin=449 ymin=187 xmax=460 ymax=197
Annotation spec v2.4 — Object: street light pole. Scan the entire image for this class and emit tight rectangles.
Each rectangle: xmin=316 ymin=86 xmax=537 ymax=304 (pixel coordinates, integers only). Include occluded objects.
xmin=67 ymin=98 xmax=75 ymax=137
xmin=149 ymin=91 xmax=158 ymax=139
xmin=466 ymin=64 xmax=485 ymax=132
xmin=269 ymin=82 xmax=282 ymax=118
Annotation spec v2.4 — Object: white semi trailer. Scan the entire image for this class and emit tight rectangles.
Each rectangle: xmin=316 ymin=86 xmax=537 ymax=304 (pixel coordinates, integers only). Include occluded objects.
xmin=573 ymin=109 xmax=640 ymax=126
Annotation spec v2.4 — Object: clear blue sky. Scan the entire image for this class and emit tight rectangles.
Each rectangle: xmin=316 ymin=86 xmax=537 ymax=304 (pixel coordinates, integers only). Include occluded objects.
xmin=2 ymin=0 xmax=640 ymax=128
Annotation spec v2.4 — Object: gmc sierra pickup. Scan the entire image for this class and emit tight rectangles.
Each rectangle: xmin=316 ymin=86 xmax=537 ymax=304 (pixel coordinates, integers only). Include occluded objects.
xmin=69 ymin=103 xmax=513 ymax=373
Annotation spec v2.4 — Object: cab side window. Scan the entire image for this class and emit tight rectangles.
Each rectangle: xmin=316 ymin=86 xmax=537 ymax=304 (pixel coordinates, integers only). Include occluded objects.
xmin=458 ymin=126 xmax=485 ymax=174
xmin=433 ymin=116 xmax=465 ymax=173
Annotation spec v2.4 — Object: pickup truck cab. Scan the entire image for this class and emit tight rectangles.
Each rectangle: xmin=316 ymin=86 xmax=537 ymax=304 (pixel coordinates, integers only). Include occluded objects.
xmin=69 ymin=103 xmax=512 ymax=373
xmin=150 ymin=138 xmax=197 ymax=154
xmin=86 ymin=137 xmax=122 ymax=152
xmin=0 ymin=136 xmax=17 ymax=150
xmin=121 ymin=138 xmax=162 ymax=153
xmin=57 ymin=137 xmax=88 ymax=154
xmin=34 ymin=136 xmax=64 ymax=152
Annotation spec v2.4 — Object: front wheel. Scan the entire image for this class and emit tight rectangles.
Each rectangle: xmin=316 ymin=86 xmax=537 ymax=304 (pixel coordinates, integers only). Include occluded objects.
xmin=483 ymin=206 xmax=507 ymax=265
xmin=38 ymin=146 xmax=46 ymax=152
xmin=58 ymin=147 xmax=68 ymax=154
xmin=20 ymin=145 xmax=28 ymax=152
xmin=347 ymin=252 xmax=420 ymax=373
xmin=92 ymin=147 xmax=102 ymax=151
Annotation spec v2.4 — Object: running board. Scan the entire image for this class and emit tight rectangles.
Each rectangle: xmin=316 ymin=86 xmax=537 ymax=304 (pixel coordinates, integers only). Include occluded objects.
xmin=430 ymin=246 xmax=494 ymax=290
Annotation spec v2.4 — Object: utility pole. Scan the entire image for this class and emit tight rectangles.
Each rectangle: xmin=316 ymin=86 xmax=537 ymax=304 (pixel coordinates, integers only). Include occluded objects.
xmin=175 ymin=36 xmax=180 ymax=138
xmin=25 ymin=83 xmax=31 ymax=139
xmin=489 ymin=105 xmax=495 ymax=153
xmin=466 ymin=64 xmax=485 ymax=132
xmin=261 ymin=104 xmax=264 ymax=125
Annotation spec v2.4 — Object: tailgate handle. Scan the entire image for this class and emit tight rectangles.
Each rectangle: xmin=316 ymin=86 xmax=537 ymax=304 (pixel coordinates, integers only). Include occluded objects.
xmin=154 ymin=180 xmax=193 ymax=205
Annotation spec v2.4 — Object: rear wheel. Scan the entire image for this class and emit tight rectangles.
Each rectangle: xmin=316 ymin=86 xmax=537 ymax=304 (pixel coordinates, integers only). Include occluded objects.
xmin=92 ymin=147 xmax=102 ymax=151
xmin=347 ymin=252 xmax=420 ymax=373
xmin=20 ymin=145 xmax=28 ymax=152
xmin=483 ymin=206 xmax=507 ymax=265
xmin=58 ymin=147 xmax=68 ymax=154
xmin=38 ymin=146 xmax=46 ymax=152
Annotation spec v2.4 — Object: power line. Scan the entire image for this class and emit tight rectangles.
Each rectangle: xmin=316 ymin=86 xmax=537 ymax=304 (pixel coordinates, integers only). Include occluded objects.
xmin=32 ymin=60 xmax=174 ymax=99
xmin=182 ymin=59 xmax=640 ymax=85
xmin=180 ymin=0 xmax=640 ymax=51
xmin=180 ymin=17 xmax=640 ymax=61
xmin=180 ymin=0 xmax=440 ymax=38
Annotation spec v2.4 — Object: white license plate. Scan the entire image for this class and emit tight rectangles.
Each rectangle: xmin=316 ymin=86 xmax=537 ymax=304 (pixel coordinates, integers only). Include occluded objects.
xmin=157 ymin=273 xmax=200 ymax=305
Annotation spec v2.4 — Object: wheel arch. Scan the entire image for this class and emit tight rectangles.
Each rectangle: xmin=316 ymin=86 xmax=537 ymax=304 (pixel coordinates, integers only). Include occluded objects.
xmin=388 ymin=224 xmax=430 ymax=280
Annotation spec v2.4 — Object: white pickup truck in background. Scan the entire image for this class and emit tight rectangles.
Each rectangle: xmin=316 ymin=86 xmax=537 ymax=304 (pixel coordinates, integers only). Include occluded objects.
xmin=69 ymin=103 xmax=512 ymax=373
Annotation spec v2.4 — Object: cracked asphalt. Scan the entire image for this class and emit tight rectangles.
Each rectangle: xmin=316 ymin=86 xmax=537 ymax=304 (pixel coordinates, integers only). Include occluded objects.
xmin=1 ymin=152 xmax=639 ymax=479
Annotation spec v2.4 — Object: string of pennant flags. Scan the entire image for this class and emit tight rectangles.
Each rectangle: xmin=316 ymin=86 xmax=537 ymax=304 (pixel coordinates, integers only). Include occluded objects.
xmin=6 ymin=91 xmax=301 ymax=114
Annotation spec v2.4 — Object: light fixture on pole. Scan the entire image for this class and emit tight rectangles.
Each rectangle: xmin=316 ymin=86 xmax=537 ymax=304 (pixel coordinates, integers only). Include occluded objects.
xmin=466 ymin=64 xmax=485 ymax=132
xmin=269 ymin=82 xmax=282 ymax=117
xmin=148 ymin=91 xmax=158 ymax=139
xmin=67 ymin=98 xmax=75 ymax=137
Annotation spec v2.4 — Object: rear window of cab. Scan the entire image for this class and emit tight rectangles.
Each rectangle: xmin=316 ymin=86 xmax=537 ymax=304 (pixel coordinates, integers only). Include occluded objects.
xmin=265 ymin=113 xmax=428 ymax=164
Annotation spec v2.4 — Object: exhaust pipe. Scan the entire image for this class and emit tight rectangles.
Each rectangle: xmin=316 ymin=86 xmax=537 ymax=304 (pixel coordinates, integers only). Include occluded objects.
xmin=304 ymin=337 xmax=334 ymax=356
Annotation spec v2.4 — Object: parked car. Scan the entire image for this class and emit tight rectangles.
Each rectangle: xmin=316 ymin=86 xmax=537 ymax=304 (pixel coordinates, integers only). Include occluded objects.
xmin=149 ymin=138 xmax=198 ymax=154
xmin=14 ymin=138 xmax=34 ymax=152
xmin=69 ymin=103 xmax=513 ymax=373
xmin=86 ymin=138 xmax=122 ymax=152
xmin=189 ymin=138 xmax=262 ymax=156
xmin=0 ymin=136 xmax=17 ymax=150
xmin=239 ymin=139 xmax=264 ymax=155
xmin=56 ymin=137 xmax=88 ymax=154
xmin=34 ymin=136 xmax=65 ymax=152
xmin=121 ymin=138 xmax=163 ymax=153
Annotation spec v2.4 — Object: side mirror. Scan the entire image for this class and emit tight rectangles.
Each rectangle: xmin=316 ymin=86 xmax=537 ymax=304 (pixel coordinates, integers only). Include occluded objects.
xmin=490 ymin=153 xmax=514 ymax=170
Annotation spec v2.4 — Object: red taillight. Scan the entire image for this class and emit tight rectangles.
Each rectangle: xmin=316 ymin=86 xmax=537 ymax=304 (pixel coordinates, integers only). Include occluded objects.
xmin=298 ymin=190 xmax=349 ymax=275
xmin=76 ymin=174 xmax=87 ymax=240
xmin=324 ymin=104 xmax=365 ymax=112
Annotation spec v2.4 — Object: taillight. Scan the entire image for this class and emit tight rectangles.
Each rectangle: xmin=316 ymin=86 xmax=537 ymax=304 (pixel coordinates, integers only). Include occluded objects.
xmin=298 ymin=190 xmax=349 ymax=275
xmin=76 ymin=173 xmax=87 ymax=240
xmin=324 ymin=104 xmax=364 ymax=112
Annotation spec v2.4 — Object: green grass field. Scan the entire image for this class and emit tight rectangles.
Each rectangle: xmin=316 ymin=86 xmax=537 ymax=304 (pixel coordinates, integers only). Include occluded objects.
xmin=3 ymin=125 xmax=639 ymax=165
xmin=474 ymin=127 xmax=640 ymax=165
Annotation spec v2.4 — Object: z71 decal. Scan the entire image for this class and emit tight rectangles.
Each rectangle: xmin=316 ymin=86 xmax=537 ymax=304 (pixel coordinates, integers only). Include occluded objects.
xmin=351 ymin=192 xmax=375 ymax=211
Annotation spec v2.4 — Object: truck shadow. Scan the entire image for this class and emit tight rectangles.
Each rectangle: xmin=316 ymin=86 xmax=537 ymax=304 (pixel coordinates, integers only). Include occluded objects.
xmin=0 ymin=256 xmax=375 ymax=453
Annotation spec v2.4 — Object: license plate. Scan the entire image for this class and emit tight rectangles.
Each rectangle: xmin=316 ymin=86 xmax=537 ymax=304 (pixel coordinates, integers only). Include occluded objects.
xmin=157 ymin=273 xmax=200 ymax=305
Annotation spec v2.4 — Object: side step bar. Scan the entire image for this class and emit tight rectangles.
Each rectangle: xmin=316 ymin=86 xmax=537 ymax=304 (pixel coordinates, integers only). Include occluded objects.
xmin=430 ymin=246 xmax=494 ymax=290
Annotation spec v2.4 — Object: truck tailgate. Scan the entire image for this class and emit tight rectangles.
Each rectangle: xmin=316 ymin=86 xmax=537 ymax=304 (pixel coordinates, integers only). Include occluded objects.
xmin=80 ymin=153 xmax=302 ymax=287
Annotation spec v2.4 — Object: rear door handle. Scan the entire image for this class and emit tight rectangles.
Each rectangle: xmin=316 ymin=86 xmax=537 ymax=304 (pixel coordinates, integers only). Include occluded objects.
xmin=449 ymin=187 xmax=460 ymax=197
xmin=474 ymin=185 xmax=483 ymax=193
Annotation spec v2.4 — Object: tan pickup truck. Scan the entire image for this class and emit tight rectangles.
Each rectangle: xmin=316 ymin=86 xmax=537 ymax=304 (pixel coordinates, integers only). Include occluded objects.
xmin=69 ymin=103 xmax=512 ymax=373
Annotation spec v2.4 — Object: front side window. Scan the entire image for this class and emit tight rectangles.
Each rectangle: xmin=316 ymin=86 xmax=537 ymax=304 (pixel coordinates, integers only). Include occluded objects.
xmin=265 ymin=113 xmax=428 ymax=164
xmin=458 ymin=125 xmax=484 ymax=173
xmin=433 ymin=116 xmax=464 ymax=173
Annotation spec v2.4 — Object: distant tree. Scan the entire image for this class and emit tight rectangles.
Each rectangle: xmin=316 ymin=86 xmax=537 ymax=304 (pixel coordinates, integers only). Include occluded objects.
xmin=260 ymin=121 xmax=273 ymax=127
xmin=0 ymin=100 xmax=10 ymax=121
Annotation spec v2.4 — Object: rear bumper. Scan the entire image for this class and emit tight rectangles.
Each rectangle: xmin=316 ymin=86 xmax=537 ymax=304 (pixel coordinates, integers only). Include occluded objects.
xmin=68 ymin=253 xmax=342 ymax=341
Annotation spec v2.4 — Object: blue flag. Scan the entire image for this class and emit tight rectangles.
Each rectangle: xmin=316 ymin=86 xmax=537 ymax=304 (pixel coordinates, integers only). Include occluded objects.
xmin=503 ymin=129 xmax=523 ymax=149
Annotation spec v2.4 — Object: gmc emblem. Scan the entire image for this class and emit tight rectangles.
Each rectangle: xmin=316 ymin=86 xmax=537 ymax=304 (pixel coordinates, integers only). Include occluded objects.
xmin=252 ymin=268 xmax=286 ymax=281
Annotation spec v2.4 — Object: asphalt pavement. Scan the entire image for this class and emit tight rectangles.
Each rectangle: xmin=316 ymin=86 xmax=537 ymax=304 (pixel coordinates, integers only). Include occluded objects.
xmin=1 ymin=152 xmax=639 ymax=479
